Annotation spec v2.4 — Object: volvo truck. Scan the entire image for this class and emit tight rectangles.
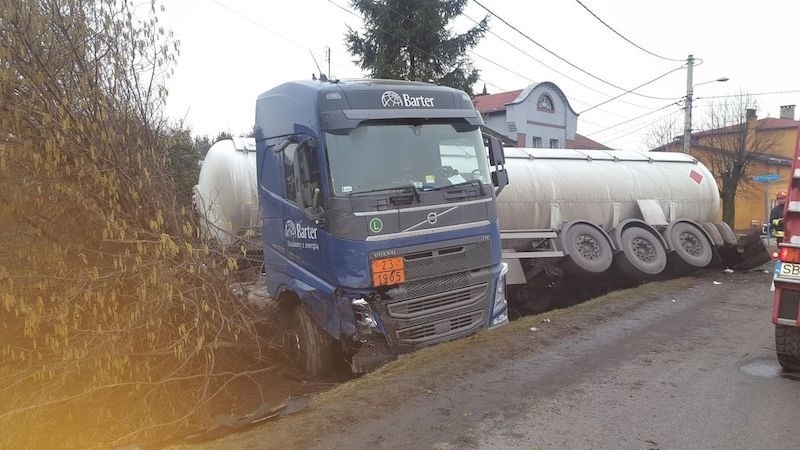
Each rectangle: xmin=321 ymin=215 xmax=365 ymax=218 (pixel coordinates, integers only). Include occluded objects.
xmin=195 ymin=79 xmax=510 ymax=378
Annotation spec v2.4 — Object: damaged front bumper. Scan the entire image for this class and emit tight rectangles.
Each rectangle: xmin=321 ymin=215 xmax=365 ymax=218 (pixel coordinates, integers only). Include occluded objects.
xmin=346 ymin=263 xmax=509 ymax=373
xmin=350 ymin=297 xmax=394 ymax=373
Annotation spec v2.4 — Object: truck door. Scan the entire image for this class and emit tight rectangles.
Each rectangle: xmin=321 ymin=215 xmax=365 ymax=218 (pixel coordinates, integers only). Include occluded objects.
xmin=281 ymin=140 xmax=328 ymax=280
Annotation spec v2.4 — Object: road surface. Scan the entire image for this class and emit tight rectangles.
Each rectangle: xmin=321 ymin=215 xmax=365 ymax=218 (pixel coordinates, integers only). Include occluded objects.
xmin=211 ymin=266 xmax=800 ymax=449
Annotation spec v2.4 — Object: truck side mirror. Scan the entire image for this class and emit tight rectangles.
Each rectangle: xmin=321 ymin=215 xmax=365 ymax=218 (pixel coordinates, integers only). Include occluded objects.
xmin=484 ymin=135 xmax=508 ymax=195
xmin=492 ymin=168 xmax=508 ymax=190
xmin=273 ymin=135 xmax=317 ymax=153
xmin=273 ymin=136 xmax=293 ymax=153
xmin=487 ymin=136 xmax=505 ymax=166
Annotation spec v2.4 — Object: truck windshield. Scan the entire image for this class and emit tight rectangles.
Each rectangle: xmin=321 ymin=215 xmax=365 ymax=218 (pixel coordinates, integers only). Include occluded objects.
xmin=324 ymin=122 xmax=491 ymax=196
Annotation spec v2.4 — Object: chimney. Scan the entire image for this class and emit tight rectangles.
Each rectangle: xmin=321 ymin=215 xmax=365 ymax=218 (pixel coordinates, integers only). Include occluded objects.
xmin=745 ymin=108 xmax=757 ymax=149
xmin=780 ymin=105 xmax=795 ymax=120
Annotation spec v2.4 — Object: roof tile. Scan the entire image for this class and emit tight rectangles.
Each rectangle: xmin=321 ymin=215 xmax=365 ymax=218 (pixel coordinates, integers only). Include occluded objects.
xmin=473 ymin=90 xmax=523 ymax=114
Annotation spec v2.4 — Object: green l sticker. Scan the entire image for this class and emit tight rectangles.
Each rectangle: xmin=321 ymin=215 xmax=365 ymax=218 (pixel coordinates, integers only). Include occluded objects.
xmin=369 ymin=217 xmax=383 ymax=233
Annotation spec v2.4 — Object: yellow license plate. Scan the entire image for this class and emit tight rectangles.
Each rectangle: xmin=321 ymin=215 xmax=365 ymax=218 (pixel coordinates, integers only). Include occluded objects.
xmin=371 ymin=257 xmax=406 ymax=287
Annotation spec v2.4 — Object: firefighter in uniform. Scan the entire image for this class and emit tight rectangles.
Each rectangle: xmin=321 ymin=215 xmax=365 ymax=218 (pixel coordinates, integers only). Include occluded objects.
xmin=770 ymin=189 xmax=788 ymax=244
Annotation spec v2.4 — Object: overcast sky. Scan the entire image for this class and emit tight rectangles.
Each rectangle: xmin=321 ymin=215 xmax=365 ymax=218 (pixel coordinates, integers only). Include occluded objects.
xmin=160 ymin=0 xmax=800 ymax=151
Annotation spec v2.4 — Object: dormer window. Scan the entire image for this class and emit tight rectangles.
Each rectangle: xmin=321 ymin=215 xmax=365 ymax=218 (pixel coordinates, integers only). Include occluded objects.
xmin=537 ymin=94 xmax=554 ymax=112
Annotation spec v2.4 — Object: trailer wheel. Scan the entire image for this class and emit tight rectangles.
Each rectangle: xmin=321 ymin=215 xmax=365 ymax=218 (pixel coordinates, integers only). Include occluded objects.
xmin=702 ymin=222 xmax=724 ymax=247
xmin=668 ymin=222 xmax=713 ymax=270
xmin=562 ymin=223 xmax=613 ymax=277
xmin=714 ymin=222 xmax=737 ymax=246
xmin=776 ymin=325 xmax=800 ymax=372
xmin=615 ymin=226 xmax=667 ymax=279
xmin=286 ymin=305 xmax=337 ymax=380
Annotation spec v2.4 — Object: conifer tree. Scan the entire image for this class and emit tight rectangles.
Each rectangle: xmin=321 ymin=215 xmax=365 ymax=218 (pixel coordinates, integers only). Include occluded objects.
xmin=345 ymin=0 xmax=488 ymax=95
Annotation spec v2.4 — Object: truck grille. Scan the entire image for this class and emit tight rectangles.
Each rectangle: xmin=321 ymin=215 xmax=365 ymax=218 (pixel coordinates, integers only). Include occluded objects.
xmin=396 ymin=311 xmax=485 ymax=344
xmin=369 ymin=235 xmax=494 ymax=349
xmin=387 ymin=283 xmax=488 ymax=320
xmin=403 ymin=239 xmax=491 ymax=282
xmin=377 ymin=269 xmax=492 ymax=346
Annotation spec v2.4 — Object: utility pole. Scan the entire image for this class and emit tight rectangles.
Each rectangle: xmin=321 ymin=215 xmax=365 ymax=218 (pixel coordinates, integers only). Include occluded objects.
xmin=682 ymin=54 xmax=694 ymax=154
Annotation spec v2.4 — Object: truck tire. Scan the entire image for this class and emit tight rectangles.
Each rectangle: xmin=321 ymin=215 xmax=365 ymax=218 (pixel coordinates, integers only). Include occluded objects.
xmin=714 ymin=222 xmax=737 ymax=246
xmin=776 ymin=324 xmax=800 ymax=372
xmin=667 ymin=222 xmax=713 ymax=271
xmin=702 ymin=222 xmax=724 ymax=247
xmin=615 ymin=226 xmax=667 ymax=279
xmin=561 ymin=223 xmax=613 ymax=277
xmin=286 ymin=306 xmax=337 ymax=379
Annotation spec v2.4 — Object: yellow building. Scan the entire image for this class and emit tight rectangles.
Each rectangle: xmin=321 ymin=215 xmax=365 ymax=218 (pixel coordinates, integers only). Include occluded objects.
xmin=658 ymin=107 xmax=799 ymax=232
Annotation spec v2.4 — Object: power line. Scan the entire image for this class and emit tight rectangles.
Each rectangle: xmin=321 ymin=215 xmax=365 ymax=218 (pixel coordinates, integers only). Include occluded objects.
xmin=210 ymin=0 xmax=352 ymax=76
xmin=573 ymin=0 xmax=683 ymax=62
xmin=329 ymin=0 xmax=668 ymax=131
xmin=696 ymin=89 xmax=800 ymax=100
xmin=585 ymin=101 xmax=681 ymax=136
xmin=340 ymin=0 xmax=653 ymax=120
xmin=579 ymin=65 xmax=684 ymax=114
xmin=460 ymin=12 xmax=654 ymax=110
xmin=471 ymin=0 xmax=679 ymax=101
xmin=603 ymin=110 xmax=679 ymax=145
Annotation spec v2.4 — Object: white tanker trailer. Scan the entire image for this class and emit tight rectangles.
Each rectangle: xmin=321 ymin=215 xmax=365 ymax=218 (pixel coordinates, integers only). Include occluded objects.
xmin=493 ymin=147 xmax=738 ymax=311
xmin=193 ymin=137 xmax=261 ymax=254
xmin=195 ymin=138 xmax=740 ymax=312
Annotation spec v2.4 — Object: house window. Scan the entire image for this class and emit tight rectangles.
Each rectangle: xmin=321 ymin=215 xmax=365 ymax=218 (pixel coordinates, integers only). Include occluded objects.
xmin=537 ymin=94 xmax=554 ymax=112
xmin=532 ymin=136 xmax=542 ymax=148
xmin=549 ymin=139 xmax=559 ymax=148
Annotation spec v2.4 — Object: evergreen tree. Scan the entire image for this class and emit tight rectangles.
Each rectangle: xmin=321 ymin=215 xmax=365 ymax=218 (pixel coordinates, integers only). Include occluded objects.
xmin=345 ymin=0 xmax=488 ymax=95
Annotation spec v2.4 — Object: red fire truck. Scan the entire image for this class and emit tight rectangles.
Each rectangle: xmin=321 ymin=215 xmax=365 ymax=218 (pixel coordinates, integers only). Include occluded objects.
xmin=772 ymin=124 xmax=800 ymax=372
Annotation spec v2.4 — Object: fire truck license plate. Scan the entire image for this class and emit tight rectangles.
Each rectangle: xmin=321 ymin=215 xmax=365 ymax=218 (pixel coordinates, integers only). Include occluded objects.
xmin=777 ymin=262 xmax=800 ymax=279
xmin=371 ymin=257 xmax=405 ymax=287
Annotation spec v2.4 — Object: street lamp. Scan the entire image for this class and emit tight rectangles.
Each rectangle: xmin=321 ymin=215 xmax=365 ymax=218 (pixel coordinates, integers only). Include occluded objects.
xmin=682 ymin=54 xmax=729 ymax=154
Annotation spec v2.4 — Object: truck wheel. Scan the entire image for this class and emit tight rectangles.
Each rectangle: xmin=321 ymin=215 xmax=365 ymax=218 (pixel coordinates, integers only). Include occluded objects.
xmin=562 ymin=223 xmax=613 ymax=277
xmin=668 ymin=222 xmax=713 ymax=271
xmin=776 ymin=324 xmax=800 ymax=372
xmin=702 ymin=222 xmax=724 ymax=247
xmin=286 ymin=306 xmax=337 ymax=379
xmin=714 ymin=222 xmax=737 ymax=246
xmin=615 ymin=226 xmax=667 ymax=279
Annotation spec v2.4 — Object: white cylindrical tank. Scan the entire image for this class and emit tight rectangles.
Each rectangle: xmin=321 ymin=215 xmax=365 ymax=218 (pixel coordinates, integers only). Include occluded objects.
xmin=193 ymin=137 xmax=260 ymax=250
xmin=497 ymin=148 xmax=720 ymax=231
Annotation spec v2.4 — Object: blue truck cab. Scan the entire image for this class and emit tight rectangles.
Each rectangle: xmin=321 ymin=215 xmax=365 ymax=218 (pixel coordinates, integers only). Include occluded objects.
xmin=254 ymin=78 xmax=509 ymax=377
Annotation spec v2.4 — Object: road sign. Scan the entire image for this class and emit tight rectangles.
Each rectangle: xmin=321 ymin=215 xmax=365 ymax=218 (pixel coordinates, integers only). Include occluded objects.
xmin=753 ymin=174 xmax=781 ymax=183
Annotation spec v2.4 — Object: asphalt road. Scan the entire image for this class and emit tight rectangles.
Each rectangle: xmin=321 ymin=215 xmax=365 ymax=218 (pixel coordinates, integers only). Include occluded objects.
xmin=214 ymin=267 xmax=800 ymax=450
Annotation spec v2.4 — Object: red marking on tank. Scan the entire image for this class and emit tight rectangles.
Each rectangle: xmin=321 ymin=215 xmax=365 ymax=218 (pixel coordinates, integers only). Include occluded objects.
xmin=689 ymin=170 xmax=703 ymax=184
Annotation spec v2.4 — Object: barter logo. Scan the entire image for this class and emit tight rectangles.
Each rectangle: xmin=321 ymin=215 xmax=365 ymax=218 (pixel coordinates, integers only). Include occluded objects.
xmin=381 ymin=91 xmax=403 ymax=107
xmin=284 ymin=220 xmax=296 ymax=239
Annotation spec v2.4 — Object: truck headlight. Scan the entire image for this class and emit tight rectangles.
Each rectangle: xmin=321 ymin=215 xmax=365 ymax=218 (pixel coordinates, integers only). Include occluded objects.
xmin=491 ymin=263 xmax=509 ymax=327
xmin=352 ymin=298 xmax=380 ymax=341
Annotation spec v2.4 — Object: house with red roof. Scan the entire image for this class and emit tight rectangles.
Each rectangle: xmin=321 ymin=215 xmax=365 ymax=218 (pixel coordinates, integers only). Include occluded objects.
xmin=473 ymin=82 xmax=609 ymax=150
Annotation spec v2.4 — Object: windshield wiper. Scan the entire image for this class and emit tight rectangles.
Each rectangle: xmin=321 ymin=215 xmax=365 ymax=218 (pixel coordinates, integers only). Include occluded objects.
xmin=350 ymin=184 xmax=420 ymax=202
xmin=430 ymin=179 xmax=486 ymax=196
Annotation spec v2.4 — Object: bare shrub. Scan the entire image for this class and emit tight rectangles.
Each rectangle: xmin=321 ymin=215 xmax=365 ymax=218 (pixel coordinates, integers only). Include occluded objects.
xmin=0 ymin=1 xmax=273 ymax=447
